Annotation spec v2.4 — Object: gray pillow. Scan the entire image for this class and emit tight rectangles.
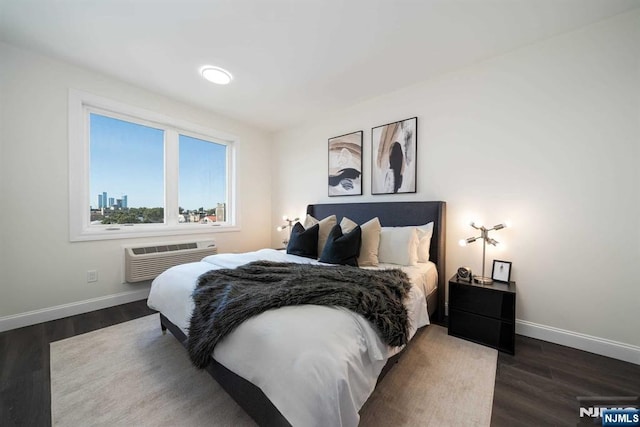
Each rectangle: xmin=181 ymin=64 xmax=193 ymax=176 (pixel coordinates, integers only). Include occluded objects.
xmin=286 ymin=222 xmax=319 ymax=259
xmin=319 ymin=224 xmax=362 ymax=266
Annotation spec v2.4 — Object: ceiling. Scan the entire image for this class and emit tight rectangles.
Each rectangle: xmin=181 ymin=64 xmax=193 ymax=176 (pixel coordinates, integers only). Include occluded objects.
xmin=1 ymin=0 xmax=639 ymax=132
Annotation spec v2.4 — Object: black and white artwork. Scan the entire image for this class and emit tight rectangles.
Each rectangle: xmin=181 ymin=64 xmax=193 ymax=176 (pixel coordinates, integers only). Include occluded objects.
xmin=328 ymin=131 xmax=363 ymax=196
xmin=371 ymin=117 xmax=417 ymax=194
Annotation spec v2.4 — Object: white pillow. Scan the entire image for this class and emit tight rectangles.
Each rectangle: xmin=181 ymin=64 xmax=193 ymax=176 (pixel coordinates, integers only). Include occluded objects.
xmin=340 ymin=217 xmax=381 ymax=267
xmin=416 ymin=222 xmax=434 ymax=263
xmin=303 ymin=214 xmax=337 ymax=256
xmin=378 ymin=226 xmax=419 ymax=266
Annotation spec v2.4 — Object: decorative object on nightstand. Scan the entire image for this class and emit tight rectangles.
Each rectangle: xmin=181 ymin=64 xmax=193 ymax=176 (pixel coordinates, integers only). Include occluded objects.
xmin=492 ymin=260 xmax=512 ymax=283
xmin=456 ymin=266 xmax=473 ymax=283
xmin=448 ymin=274 xmax=516 ymax=354
xmin=276 ymin=215 xmax=299 ymax=246
xmin=459 ymin=220 xmax=509 ymax=284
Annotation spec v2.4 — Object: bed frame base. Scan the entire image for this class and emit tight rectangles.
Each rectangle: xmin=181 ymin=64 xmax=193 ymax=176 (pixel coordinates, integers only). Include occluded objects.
xmin=160 ymin=313 xmax=407 ymax=427
xmin=158 ymin=201 xmax=446 ymax=426
xmin=160 ymin=314 xmax=292 ymax=426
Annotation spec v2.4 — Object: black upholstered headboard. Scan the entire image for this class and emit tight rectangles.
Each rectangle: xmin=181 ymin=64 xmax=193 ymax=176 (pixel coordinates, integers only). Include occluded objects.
xmin=307 ymin=201 xmax=446 ymax=321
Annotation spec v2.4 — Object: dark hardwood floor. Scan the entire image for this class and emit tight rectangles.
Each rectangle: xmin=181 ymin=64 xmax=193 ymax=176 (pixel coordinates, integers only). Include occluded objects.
xmin=0 ymin=301 xmax=155 ymax=427
xmin=1 ymin=300 xmax=638 ymax=426
xmin=491 ymin=334 xmax=639 ymax=426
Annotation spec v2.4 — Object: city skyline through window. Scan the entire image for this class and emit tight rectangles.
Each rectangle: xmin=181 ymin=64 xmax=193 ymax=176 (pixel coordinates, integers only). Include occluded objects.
xmin=90 ymin=113 xmax=164 ymax=210
xmin=89 ymin=113 xmax=228 ymax=225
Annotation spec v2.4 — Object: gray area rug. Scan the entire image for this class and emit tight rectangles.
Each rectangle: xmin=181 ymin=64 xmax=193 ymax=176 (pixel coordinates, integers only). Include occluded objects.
xmin=51 ymin=314 xmax=497 ymax=426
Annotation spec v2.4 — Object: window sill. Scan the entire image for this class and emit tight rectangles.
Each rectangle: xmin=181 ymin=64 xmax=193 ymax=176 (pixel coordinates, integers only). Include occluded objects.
xmin=70 ymin=224 xmax=240 ymax=242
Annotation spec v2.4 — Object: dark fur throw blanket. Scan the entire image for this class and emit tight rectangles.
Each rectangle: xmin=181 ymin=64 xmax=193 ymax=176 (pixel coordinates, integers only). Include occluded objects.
xmin=187 ymin=261 xmax=412 ymax=369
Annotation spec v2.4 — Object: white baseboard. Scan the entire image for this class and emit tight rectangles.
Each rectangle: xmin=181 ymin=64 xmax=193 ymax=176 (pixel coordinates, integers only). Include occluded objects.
xmin=516 ymin=319 xmax=640 ymax=365
xmin=443 ymin=303 xmax=638 ymax=365
xmin=0 ymin=287 xmax=151 ymax=333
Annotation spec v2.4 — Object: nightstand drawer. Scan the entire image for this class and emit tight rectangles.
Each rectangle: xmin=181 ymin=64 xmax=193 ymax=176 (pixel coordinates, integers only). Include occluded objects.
xmin=449 ymin=308 xmax=515 ymax=354
xmin=449 ymin=282 xmax=515 ymax=321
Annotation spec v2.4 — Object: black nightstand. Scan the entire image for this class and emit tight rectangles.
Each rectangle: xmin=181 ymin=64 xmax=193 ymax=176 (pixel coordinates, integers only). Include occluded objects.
xmin=448 ymin=275 xmax=516 ymax=354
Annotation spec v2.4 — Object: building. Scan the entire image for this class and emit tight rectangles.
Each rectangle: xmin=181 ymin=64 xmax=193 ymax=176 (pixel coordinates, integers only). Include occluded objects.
xmin=215 ymin=203 xmax=225 ymax=222
xmin=202 ymin=215 xmax=217 ymax=224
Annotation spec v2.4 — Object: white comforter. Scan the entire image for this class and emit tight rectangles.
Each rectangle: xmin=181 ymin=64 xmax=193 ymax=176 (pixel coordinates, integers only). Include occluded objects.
xmin=147 ymin=249 xmax=429 ymax=427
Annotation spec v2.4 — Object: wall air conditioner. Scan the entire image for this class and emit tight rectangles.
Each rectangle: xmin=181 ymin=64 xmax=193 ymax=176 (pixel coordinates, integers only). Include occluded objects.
xmin=125 ymin=241 xmax=217 ymax=283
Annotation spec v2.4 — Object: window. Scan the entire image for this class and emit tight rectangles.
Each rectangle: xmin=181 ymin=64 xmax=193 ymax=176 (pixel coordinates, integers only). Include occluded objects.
xmin=69 ymin=90 xmax=237 ymax=241
xmin=178 ymin=134 xmax=228 ymax=224
xmin=90 ymin=114 xmax=165 ymax=225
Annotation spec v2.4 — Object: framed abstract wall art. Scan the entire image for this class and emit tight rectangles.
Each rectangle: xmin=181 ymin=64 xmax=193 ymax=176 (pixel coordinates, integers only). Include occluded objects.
xmin=371 ymin=117 xmax=417 ymax=194
xmin=328 ymin=130 xmax=363 ymax=196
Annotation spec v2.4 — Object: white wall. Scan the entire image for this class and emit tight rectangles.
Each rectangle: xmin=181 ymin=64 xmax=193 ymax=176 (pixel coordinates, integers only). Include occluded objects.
xmin=0 ymin=43 xmax=272 ymax=323
xmin=271 ymin=11 xmax=640 ymax=358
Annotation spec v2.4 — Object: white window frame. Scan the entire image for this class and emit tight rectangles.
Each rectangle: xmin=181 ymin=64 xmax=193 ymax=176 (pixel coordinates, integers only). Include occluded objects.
xmin=69 ymin=89 xmax=238 ymax=242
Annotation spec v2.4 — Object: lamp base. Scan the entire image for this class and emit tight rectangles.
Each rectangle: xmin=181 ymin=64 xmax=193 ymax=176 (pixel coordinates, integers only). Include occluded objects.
xmin=473 ymin=276 xmax=493 ymax=285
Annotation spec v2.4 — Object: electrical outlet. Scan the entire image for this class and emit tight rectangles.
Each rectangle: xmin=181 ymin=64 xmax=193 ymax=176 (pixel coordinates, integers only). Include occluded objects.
xmin=87 ymin=270 xmax=98 ymax=283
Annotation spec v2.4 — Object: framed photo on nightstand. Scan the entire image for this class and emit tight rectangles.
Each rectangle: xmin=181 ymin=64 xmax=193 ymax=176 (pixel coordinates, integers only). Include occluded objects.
xmin=492 ymin=260 xmax=512 ymax=283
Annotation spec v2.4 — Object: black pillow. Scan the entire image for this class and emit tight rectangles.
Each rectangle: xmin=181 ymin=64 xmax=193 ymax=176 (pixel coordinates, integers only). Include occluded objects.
xmin=319 ymin=224 xmax=362 ymax=266
xmin=286 ymin=222 xmax=319 ymax=259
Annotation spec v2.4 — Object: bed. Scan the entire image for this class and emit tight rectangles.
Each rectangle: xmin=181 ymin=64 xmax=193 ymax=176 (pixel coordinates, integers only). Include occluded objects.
xmin=148 ymin=201 xmax=446 ymax=426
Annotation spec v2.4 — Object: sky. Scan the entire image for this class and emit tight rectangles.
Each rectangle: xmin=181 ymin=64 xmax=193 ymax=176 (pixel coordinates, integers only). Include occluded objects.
xmin=89 ymin=113 xmax=226 ymax=211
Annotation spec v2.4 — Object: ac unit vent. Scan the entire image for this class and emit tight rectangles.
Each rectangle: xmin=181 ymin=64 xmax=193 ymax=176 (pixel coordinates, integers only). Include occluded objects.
xmin=130 ymin=242 xmax=198 ymax=255
xmin=125 ymin=241 xmax=217 ymax=283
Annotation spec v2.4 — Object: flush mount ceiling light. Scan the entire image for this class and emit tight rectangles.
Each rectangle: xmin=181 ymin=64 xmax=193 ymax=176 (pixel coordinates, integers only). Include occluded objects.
xmin=200 ymin=66 xmax=233 ymax=85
